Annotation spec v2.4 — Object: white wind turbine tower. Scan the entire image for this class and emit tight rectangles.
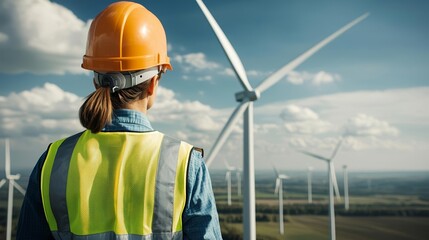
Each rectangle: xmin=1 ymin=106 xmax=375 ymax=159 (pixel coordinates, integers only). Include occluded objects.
xmin=307 ymin=166 xmax=313 ymax=204
xmin=196 ymin=0 xmax=368 ymax=238
xmin=299 ymin=139 xmax=343 ymax=240
xmin=343 ymin=165 xmax=350 ymax=211
xmin=1 ymin=139 xmax=26 ymax=240
xmin=273 ymin=166 xmax=289 ymax=235
xmin=224 ymin=159 xmax=237 ymax=205
xmin=236 ymin=167 xmax=242 ymax=197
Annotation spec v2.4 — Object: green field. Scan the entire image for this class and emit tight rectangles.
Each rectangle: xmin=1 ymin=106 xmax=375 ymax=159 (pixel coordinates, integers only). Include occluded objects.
xmin=212 ymin=170 xmax=429 ymax=239
xmin=1 ymin=170 xmax=428 ymax=239
xmin=221 ymin=216 xmax=428 ymax=240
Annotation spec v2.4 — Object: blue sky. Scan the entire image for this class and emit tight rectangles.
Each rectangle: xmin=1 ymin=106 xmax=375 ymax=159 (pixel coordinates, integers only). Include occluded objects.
xmin=0 ymin=0 xmax=428 ymax=174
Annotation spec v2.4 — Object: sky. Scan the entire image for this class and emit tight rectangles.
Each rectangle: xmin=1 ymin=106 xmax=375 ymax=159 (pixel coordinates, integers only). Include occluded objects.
xmin=0 ymin=0 xmax=428 ymax=175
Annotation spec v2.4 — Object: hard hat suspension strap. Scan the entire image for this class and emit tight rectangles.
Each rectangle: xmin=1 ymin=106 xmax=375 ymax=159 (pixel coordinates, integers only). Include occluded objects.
xmin=94 ymin=67 xmax=160 ymax=93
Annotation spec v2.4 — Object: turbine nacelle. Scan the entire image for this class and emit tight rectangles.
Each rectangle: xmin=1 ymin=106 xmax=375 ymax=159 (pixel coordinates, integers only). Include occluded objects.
xmin=278 ymin=174 xmax=289 ymax=180
xmin=235 ymin=90 xmax=260 ymax=102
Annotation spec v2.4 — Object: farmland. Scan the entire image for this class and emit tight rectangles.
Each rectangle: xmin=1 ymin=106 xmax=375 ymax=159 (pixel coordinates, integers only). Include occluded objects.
xmin=220 ymin=216 xmax=428 ymax=240
xmin=211 ymin=170 xmax=429 ymax=239
xmin=0 ymin=170 xmax=428 ymax=239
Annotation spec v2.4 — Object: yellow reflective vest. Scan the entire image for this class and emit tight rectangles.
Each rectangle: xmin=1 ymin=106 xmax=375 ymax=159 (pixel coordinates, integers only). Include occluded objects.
xmin=40 ymin=130 xmax=194 ymax=239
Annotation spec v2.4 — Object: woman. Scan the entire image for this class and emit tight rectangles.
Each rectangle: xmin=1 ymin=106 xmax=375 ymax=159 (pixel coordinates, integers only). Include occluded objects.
xmin=17 ymin=1 xmax=222 ymax=239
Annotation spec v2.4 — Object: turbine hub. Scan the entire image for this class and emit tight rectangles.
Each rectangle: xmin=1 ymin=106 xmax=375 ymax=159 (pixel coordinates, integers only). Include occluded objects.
xmin=235 ymin=90 xmax=260 ymax=102
xmin=7 ymin=174 xmax=20 ymax=180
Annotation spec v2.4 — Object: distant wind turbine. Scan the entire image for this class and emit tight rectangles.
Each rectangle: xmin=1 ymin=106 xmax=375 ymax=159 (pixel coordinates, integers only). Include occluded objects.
xmin=224 ymin=159 xmax=237 ymax=205
xmin=1 ymin=139 xmax=26 ymax=240
xmin=273 ymin=166 xmax=289 ymax=235
xmin=307 ymin=166 xmax=313 ymax=204
xmin=196 ymin=0 xmax=368 ymax=238
xmin=236 ymin=167 xmax=242 ymax=197
xmin=298 ymin=138 xmax=343 ymax=240
xmin=343 ymin=165 xmax=350 ymax=211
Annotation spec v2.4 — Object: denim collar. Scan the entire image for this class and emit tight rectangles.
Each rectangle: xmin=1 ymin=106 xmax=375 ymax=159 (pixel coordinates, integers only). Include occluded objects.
xmin=103 ymin=109 xmax=153 ymax=132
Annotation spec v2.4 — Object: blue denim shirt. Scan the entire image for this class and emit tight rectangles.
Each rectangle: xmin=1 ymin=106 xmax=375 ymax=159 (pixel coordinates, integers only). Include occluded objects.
xmin=17 ymin=109 xmax=222 ymax=240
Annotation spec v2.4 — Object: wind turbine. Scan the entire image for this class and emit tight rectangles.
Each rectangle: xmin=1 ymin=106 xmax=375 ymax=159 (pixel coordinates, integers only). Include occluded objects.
xmin=196 ymin=0 xmax=368 ymax=238
xmin=1 ymin=139 xmax=26 ymax=240
xmin=307 ymin=166 xmax=313 ymax=204
xmin=273 ymin=166 xmax=289 ymax=235
xmin=224 ymin=159 xmax=237 ymax=205
xmin=343 ymin=165 xmax=350 ymax=211
xmin=298 ymin=138 xmax=343 ymax=240
xmin=236 ymin=167 xmax=242 ymax=197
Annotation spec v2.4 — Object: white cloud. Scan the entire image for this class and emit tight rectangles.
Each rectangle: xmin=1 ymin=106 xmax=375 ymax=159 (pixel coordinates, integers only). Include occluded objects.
xmin=220 ymin=68 xmax=268 ymax=79
xmin=197 ymin=75 xmax=213 ymax=82
xmin=256 ymin=87 xmax=429 ymax=152
xmin=0 ymin=83 xmax=83 ymax=138
xmin=279 ymin=104 xmax=335 ymax=134
xmin=344 ymin=114 xmax=399 ymax=137
xmin=1 ymin=83 xmax=428 ymax=171
xmin=287 ymin=136 xmax=341 ymax=150
xmin=221 ymin=68 xmax=235 ymax=77
xmin=149 ymin=86 xmax=225 ymax=132
xmin=280 ymin=104 xmax=319 ymax=121
xmin=254 ymin=123 xmax=279 ymax=134
xmin=0 ymin=32 xmax=8 ymax=43
xmin=312 ymin=71 xmax=340 ymax=85
xmin=343 ymin=136 xmax=410 ymax=151
xmin=0 ymin=83 xmax=222 ymax=139
xmin=286 ymin=70 xmax=340 ymax=85
xmin=0 ymin=83 xmax=229 ymax=162
xmin=284 ymin=120 xmax=334 ymax=135
xmin=0 ymin=0 xmax=91 ymax=74
xmin=173 ymin=52 xmax=220 ymax=72
xmin=291 ymin=87 xmax=429 ymax=127
xmin=247 ymin=70 xmax=266 ymax=77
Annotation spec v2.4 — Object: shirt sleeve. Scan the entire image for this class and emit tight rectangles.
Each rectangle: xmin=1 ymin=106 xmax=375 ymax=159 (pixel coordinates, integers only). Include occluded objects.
xmin=182 ymin=149 xmax=223 ymax=240
xmin=16 ymin=150 xmax=54 ymax=240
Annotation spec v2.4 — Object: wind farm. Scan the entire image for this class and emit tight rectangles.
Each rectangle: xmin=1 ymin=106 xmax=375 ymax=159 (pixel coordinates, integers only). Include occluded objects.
xmin=196 ymin=0 xmax=369 ymax=238
xmin=210 ymin=169 xmax=429 ymax=240
xmin=1 ymin=0 xmax=429 ymax=239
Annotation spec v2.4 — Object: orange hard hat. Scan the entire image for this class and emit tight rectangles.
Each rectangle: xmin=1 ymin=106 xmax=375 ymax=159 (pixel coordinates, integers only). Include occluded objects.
xmin=82 ymin=1 xmax=172 ymax=72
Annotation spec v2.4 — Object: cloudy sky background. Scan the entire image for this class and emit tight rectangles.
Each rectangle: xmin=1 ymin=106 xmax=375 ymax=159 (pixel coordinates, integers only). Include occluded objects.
xmin=0 ymin=0 xmax=428 ymax=175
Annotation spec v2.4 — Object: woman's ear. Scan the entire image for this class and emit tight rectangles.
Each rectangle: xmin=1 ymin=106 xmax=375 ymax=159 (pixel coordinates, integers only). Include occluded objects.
xmin=147 ymin=76 xmax=158 ymax=96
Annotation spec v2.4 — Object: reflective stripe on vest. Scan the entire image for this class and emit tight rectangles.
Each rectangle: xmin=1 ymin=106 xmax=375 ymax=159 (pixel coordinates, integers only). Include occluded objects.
xmin=41 ymin=130 xmax=193 ymax=239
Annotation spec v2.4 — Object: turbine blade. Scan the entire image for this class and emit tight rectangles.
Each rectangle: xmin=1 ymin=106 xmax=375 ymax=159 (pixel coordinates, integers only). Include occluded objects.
xmin=0 ymin=179 xmax=6 ymax=188
xmin=275 ymin=178 xmax=280 ymax=194
xmin=205 ymin=101 xmax=250 ymax=167
xmin=298 ymin=150 xmax=330 ymax=162
xmin=330 ymin=138 xmax=343 ymax=160
xmin=196 ymin=0 xmax=252 ymax=91
xmin=13 ymin=181 xmax=26 ymax=196
xmin=273 ymin=165 xmax=280 ymax=177
xmin=5 ymin=138 xmax=10 ymax=178
xmin=255 ymin=13 xmax=369 ymax=93
xmin=330 ymin=162 xmax=341 ymax=201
